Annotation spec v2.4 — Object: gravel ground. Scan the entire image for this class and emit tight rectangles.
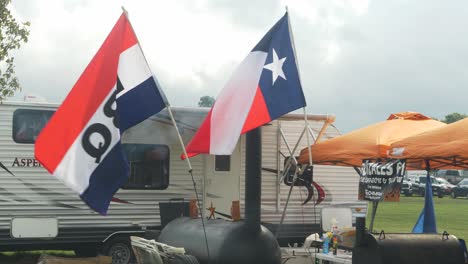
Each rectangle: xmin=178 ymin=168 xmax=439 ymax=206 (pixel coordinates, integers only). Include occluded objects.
xmin=0 ymin=254 xmax=40 ymax=264
xmin=0 ymin=253 xmax=136 ymax=264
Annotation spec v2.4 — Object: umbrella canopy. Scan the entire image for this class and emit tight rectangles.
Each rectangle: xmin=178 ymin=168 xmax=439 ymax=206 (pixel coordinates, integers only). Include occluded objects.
xmin=298 ymin=112 xmax=446 ymax=167
xmin=389 ymin=117 xmax=468 ymax=169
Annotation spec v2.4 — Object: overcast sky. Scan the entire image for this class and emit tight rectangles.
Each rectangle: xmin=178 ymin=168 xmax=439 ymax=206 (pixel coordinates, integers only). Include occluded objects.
xmin=10 ymin=0 xmax=468 ymax=133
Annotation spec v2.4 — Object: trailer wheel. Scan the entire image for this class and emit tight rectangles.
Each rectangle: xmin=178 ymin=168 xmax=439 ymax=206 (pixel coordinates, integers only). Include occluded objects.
xmin=165 ymin=254 xmax=200 ymax=264
xmin=103 ymin=237 xmax=134 ymax=264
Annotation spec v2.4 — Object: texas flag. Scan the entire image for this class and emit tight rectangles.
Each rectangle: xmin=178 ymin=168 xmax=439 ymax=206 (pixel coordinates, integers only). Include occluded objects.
xmin=183 ymin=12 xmax=306 ymax=158
xmin=35 ymin=13 xmax=167 ymax=214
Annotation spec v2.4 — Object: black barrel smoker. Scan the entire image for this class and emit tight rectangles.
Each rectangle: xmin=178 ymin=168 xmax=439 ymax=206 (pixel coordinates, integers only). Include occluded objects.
xmin=353 ymin=217 xmax=465 ymax=264
xmin=158 ymin=128 xmax=281 ymax=264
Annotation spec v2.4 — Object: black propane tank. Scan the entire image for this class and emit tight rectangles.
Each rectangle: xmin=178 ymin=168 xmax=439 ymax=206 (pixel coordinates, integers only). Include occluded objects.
xmin=159 ymin=128 xmax=281 ymax=264
xmin=353 ymin=217 xmax=465 ymax=264
xmin=158 ymin=217 xmax=281 ymax=264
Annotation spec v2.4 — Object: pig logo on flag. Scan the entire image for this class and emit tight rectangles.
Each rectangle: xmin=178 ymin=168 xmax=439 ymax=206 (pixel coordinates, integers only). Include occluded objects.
xmin=35 ymin=13 xmax=167 ymax=215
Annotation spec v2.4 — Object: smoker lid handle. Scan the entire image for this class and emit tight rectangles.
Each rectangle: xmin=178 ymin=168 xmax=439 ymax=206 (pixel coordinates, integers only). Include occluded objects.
xmin=442 ymin=231 xmax=450 ymax=240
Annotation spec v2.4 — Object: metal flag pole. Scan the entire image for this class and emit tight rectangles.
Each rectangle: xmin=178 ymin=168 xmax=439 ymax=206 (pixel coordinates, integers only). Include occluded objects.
xmin=369 ymin=201 xmax=379 ymax=233
xmin=121 ymin=6 xmax=210 ymax=259
xmin=304 ymin=109 xmax=313 ymax=165
xmin=354 ymin=165 xmax=378 ymax=233
xmin=276 ymin=7 xmax=315 ymax=238
xmin=286 ymin=5 xmax=313 ymax=169
xmin=288 ymin=8 xmax=320 ymax=255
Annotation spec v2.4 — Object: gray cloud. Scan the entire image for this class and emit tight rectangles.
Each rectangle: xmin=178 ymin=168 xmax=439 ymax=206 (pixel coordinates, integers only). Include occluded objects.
xmin=305 ymin=0 xmax=468 ymax=131
xmin=205 ymin=0 xmax=282 ymax=29
xmin=9 ymin=0 xmax=468 ymax=134
xmin=276 ymin=0 xmax=468 ymax=131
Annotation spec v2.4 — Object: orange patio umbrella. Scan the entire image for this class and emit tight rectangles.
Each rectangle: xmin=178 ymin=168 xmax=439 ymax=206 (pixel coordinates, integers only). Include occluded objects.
xmin=298 ymin=112 xmax=446 ymax=167
xmin=389 ymin=117 xmax=468 ymax=170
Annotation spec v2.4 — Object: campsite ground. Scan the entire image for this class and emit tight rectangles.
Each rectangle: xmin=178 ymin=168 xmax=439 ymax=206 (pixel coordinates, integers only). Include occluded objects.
xmin=0 ymin=251 xmax=123 ymax=264
xmin=0 ymin=251 xmax=74 ymax=264
xmin=2 ymin=196 xmax=467 ymax=263
xmin=371 ymin=196 xmax=468 ymax=239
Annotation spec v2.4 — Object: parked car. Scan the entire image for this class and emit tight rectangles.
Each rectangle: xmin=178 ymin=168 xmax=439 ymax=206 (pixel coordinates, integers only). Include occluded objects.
xmin=450 ymin=178 xmax=468 ymax=199
xmin=400 ymin=179 xmax=414 ymax=196
xmin=408 ymin=176 xmax=446 ymax=198
xmin=436 ymin=170 xmax=468 ymax=185
xmin=435 ymin=177 xmax=456 ymax=194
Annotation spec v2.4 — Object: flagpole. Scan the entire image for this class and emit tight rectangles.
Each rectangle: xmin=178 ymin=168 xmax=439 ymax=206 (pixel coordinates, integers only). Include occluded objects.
xmin=288 ymin=10 xmax=316 ymax=220
xmin=121 ymin=6 xmax=128 ymax=15
xmin=121 ymin=6 xmax=195 ymax=176
xmin=285 ymin=8 xmax=312 ymax=165
xmin=286 ymin=7 xmax=305 ymax=96
xmin=120 ymin=8 xmax=198 ymax=207
xmin=304 ymin=109 xmax=312 ymax=165
xmin=286 ymin=5 xmax=315 ymax=198
xmin=121 ymin=6 xmax=210 ymax=259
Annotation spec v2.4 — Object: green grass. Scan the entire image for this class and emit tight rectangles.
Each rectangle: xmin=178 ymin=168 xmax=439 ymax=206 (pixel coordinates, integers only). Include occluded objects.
xmin=1 ymin=250 xmax=74 ymax=256
xmin=369 ymin=196 xmax=468 ymax=239
xmin=0 ymin=251 xmax=75 ymax=264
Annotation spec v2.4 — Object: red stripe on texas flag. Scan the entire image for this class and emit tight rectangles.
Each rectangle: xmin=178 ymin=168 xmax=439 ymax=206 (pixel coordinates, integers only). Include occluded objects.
xmin=182 ymin=110 xmax=213 ymax=159
xmin=241 ymin=86 xmax=271 ymax=134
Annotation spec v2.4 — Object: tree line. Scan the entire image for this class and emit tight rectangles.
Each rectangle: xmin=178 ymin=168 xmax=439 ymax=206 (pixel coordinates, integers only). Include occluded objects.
xmin=198 ymin=94 xmax=466 ymax=125
xmin=439 ymin=113 xmax=467 ymax=124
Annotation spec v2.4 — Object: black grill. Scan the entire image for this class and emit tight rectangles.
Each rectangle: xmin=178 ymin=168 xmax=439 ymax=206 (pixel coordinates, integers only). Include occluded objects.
xmin=353 ymin=218 xmax=465 ymax=264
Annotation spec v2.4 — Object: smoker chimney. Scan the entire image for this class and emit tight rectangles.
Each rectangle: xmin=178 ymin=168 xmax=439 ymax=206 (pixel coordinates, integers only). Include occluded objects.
xmin=158 ymin=127 xmax=281 ymax=264
xmin=245 ymin=128 xmax=261 ymax=232
xmin=355 ymin=217 xmax=366 ymax=247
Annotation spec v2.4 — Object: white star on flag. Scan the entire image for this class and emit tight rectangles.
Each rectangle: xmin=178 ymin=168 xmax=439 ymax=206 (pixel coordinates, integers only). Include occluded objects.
xmin=263 ymin=48 xmax=287 ymax=85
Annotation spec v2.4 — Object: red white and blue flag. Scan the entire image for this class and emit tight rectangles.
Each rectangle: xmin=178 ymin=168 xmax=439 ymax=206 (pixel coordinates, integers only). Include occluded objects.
xmin=35 ymin=13 xmax=167 ymax=215
xmin=183 ymin=12 xmax=306 ymax=158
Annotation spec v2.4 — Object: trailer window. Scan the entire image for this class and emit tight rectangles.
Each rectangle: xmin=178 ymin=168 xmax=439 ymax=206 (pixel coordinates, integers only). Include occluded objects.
xmin=122 ymin=144 xmax=170 ymax=190
xmin=13 ymin=109 xmax=55 ymax=144
xmin=215 ymin=155 xmax=230 ymax=171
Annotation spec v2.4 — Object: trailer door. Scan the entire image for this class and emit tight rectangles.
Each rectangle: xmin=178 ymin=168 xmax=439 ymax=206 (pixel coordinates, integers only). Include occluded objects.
xmin=204 ymin=144 xmax=241 ymax=217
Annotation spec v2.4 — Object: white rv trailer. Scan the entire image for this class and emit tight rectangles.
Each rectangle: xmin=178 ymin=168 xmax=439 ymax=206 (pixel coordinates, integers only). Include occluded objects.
xmin=0 ymin=101 xmax=366 ymax=262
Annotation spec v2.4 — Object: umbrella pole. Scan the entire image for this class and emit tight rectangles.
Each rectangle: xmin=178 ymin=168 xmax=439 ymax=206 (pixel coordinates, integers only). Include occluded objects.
xmin=369 ymin=201 xmax=379 ymax=233
xmin=354 ymin=166 xmax=379 ymax=233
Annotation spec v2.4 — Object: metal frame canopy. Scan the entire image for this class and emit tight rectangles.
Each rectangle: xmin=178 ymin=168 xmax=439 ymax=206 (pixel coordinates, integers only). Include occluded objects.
xmin=389 ymin=117 xmax=468 ymax=170
xmin=296 ymin=112 xmax=446 ymax=233
xmin=297 ymin=112 xmax=446 ymax=167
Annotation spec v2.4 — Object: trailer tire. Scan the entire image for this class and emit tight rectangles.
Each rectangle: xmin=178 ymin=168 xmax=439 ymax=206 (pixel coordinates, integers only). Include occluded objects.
xmin=103 ymin=237 xmax=134 ymax=264
xmin=165 ymin=254 xmax=200 ymax=264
